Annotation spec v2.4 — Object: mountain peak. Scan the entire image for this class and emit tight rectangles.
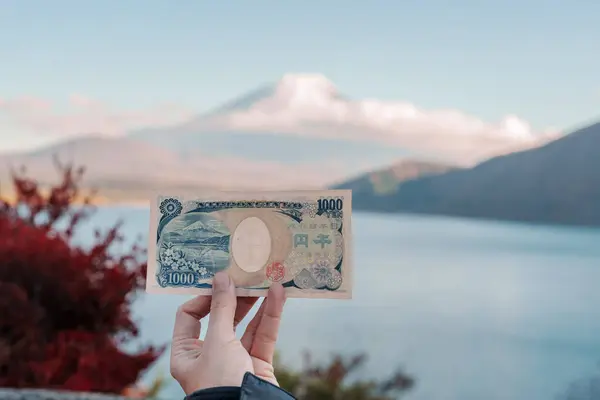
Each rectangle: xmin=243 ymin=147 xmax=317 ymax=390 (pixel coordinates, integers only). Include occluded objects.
xmin=206 ymin=73 xmax=339 ymax=116
xmin=275 ymin=73 xmax=338 ymax=99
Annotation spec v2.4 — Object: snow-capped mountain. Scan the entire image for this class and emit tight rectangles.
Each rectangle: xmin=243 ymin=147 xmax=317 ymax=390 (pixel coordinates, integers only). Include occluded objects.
xmin=132 ymin=73 xmax=556 ymax=166
xmin=0 ymin=74 xmax=559 ymax=199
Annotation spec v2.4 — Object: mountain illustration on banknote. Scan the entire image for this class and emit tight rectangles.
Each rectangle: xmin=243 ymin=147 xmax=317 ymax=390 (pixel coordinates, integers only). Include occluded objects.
xmin=159 ymin=212 xmax=231 ymax=273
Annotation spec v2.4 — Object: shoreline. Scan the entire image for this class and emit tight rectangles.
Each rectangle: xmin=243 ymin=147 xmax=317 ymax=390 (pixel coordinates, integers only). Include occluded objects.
xmin=1 ymin=192 xmax=151 ymax=208
xmin=88 ymin=197 xmax=150 ymax=208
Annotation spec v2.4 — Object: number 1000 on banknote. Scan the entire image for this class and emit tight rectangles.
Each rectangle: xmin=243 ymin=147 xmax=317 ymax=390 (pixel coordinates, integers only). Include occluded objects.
xmin=146 ymin=190 xmax=353 ymax=299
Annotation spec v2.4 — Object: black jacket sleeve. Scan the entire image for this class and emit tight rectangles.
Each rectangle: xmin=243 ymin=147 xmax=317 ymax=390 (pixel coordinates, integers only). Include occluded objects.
xmin=185 ymin=372 xmax=296 ymax=400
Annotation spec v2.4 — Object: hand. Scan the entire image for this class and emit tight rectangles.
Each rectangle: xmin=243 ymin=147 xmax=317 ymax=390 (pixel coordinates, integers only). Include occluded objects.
xmin=170 ymin=271 xmax=287 ymax=395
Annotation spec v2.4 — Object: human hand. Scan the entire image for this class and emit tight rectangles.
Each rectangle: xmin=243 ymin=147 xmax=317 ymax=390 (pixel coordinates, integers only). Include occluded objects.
xmin=170 ymin=271 xmax=287 ymax=395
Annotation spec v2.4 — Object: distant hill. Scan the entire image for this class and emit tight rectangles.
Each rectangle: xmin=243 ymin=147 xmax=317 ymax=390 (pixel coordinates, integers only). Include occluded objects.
xmin=344 ymin=121 xmax=600 ymax=227
xmin=0 ymin=136 xmax=327 ymax=199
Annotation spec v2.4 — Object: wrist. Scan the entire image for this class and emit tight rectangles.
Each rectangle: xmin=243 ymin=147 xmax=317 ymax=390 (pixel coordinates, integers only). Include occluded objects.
xmin=180 ymin=371 xmax=248 ymax=394
xmin=185 ymin=386 xmax=241 ymax=399
xmin=183 ymin=373 xmax=295 ymax=399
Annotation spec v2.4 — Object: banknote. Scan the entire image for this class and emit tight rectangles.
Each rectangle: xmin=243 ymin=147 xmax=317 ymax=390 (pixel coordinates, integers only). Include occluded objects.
xmin=146 ymin=190 xmax=352 ymax=299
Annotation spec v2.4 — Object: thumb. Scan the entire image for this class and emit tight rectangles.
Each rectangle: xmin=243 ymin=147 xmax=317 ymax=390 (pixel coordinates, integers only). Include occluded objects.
xmin=205 ymin=271 xmax=237 ymax=342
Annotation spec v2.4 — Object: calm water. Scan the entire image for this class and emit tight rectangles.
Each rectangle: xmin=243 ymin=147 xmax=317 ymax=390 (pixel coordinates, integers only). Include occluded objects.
xmin=79 ymin=206 xmax=600 ymax=400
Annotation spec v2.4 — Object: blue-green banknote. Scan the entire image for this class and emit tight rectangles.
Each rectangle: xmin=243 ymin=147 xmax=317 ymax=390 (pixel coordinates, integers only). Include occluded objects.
xmin=146 ymin=190 xmax=352 ymax=299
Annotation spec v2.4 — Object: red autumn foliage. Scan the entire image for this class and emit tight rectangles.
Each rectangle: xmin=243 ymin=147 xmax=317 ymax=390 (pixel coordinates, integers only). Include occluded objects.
xmin=0 ymin=158 xmax=163 ymax=393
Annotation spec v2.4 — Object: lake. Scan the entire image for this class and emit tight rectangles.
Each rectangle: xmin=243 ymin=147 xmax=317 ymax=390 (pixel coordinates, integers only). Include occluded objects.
xmin=80 ymin=206 xmax=600 ymax=400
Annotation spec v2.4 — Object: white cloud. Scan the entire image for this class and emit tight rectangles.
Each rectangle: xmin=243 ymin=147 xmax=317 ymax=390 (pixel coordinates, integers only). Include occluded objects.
xmin=199 ymin=73 xmax=561 ymax=165
xmin=0 ymin=94 xmax=194 ymax=138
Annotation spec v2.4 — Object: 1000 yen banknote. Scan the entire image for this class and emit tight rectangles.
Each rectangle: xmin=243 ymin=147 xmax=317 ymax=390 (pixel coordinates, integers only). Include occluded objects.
xmin=146 ymin=190 xmax=352 ymax=299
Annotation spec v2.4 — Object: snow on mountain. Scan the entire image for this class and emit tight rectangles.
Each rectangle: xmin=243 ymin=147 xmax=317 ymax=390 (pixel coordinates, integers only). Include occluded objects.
xmin=212 ymin=74 xmax=544 ymax=143
xmin=185 ymin=73 xmax=559 ymax=163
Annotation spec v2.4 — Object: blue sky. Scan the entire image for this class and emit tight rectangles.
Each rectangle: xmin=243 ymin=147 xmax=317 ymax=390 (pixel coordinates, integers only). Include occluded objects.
xmin=1 ymin=0 xmax=598 ymax=151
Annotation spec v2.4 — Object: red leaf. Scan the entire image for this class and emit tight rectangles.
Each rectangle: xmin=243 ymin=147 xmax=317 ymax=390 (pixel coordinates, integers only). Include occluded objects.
xmin=0 ymin=160 xmax=163 ymax=393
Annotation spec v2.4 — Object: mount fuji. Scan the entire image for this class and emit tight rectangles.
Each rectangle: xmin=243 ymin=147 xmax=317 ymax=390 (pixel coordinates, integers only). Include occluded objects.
xmin=0 ymin=74 xmax=557 ymax=201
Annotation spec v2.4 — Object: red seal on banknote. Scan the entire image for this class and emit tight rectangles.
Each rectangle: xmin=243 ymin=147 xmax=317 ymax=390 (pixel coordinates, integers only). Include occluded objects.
xmin=266 ymin=262 xmax=285 ymax=282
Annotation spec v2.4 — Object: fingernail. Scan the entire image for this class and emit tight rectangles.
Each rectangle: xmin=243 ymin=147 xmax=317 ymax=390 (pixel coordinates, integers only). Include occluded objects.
xmin=213 ymin=271 xmax=230 ymax=291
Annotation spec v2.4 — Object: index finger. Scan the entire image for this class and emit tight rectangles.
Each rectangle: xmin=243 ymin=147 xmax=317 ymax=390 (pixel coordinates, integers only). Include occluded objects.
xmin=172 ymin=295 xmax=212 ymax=342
